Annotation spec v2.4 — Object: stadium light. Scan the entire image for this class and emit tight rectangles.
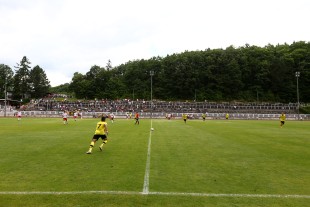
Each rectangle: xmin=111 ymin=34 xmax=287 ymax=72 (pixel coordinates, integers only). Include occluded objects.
xmin=4 ymin=77 xmax=7 ymax=117
xmin=150 ymin=70 xmax=154 ymax=119
xmin=295 ymin=71 xmax=300 ymax=120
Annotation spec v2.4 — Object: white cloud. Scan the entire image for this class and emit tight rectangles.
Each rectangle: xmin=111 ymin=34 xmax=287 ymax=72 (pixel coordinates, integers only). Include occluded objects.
xmin=0 ymin=0 xmax=309 ymax=86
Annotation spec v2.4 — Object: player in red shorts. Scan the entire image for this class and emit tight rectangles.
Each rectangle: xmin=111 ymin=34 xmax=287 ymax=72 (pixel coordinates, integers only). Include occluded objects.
xmin=62 ymin=111 xmax=68 ymax=125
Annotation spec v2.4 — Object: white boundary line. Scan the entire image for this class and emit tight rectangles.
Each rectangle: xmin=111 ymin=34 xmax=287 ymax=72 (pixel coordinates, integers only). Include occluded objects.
xmin=0 ymin=191 xmax=309 ymax=198
xmin=142 ymin=119 xmax=153 ymax=194
xmin=0 ymin=191 xmax=139 ymax=195
xmin=149 ymin=192 xmax=310 ymax=198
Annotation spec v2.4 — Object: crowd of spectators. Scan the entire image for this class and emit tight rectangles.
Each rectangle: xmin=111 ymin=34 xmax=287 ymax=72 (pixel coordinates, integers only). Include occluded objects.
xmin=22 ymin=94 xmax=299 ymax=114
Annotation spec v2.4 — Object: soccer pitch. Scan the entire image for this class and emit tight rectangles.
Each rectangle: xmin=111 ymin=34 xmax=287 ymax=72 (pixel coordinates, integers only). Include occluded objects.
xmin=0 ymin=117 xmax=309 ymax=207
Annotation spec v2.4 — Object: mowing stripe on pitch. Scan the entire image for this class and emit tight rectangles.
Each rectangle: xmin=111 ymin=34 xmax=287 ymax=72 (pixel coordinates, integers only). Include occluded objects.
xmin=0 ymin=191 xmax=309 ymax=198
xmin=142 ymin=119 xmax=153 ymax=194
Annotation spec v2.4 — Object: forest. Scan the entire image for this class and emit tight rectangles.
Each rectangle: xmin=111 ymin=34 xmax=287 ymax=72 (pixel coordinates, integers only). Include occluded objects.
xmin=1 ymin=41 xmax=310 ymax=103
xmin=66 ymin=41 xmax=310 ymax=103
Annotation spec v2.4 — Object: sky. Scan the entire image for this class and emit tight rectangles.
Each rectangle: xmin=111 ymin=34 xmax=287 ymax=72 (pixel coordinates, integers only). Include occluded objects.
xmin=0 ymin=0 xmax=309 ymax=86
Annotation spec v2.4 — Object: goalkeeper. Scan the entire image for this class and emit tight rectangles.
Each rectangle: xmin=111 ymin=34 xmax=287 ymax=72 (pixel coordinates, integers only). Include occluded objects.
xmin=86 ymin=115 xmax=109 ymax=154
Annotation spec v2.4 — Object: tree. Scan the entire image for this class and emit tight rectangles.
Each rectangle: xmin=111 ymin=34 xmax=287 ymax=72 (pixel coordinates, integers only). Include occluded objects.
xmin=69 ymin=72 xmax=87 ymax=99
xmin=29 ymin=65 xmax=51 ymax=98
xmin=13 ymin=56 xmax=31 ymax=100
xmin=65 ymin=41 xmax=310 ymax=102
xmin=0 ymin=64 xmax=14 ymax=99
xmin=85 ymin=65 xmax=103 ymax=99
xmin=50 ymin=83 xmax=71 ymax=94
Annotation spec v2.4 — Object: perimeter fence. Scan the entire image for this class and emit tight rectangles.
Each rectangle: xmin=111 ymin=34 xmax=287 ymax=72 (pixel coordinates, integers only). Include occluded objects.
xmin=1 ymin=110 xmax=309 ymax=120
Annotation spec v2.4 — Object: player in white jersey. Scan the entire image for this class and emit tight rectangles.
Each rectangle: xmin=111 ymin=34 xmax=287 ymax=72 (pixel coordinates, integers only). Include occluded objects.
xmin=17 ymin=111 xmax=22 ymax=121
xmin=62 ymin=111 xmax=68 ymax=124
xmin=73 ymin=111 xmax=78 ymax=121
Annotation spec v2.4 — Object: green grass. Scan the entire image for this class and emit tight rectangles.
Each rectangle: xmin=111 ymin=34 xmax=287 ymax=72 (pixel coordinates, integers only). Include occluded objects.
xmin=0 ymin=117 xmax=309 ymax=206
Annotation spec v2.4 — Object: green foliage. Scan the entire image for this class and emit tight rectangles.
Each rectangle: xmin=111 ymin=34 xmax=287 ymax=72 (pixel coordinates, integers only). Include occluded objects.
xmin=49 ymin=83 xmax=70 ymax=94
xmin=9 ymin=56 xmax=51 ymax=100
xmin=29 ymin=65 xmax=50 ymax=98
xmin=300 ymin=106 xmax=310 ymax=114
xmin=13 ymin=56 xmax=32 ymax=99
xmin=1 ymin=42 xmax=310 ymax=102
xmin=66 ymin=41 xmax=310 ymax=102
xmin=0 ymin=64 xmax=14 ymax=99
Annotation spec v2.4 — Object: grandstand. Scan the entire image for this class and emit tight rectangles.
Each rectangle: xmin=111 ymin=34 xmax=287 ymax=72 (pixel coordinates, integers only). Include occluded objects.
xmin=1 ymin=93 xmax=308 ymax=120
xmin=22 ymin=98 xmax=299 ymax=114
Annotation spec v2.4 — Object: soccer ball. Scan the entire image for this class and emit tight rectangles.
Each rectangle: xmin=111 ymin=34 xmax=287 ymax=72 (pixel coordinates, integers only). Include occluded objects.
xmin=151 ymin=128 xmax=154 ymax=131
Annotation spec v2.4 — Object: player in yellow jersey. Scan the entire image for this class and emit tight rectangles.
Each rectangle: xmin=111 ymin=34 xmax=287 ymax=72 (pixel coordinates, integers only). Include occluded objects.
xmin=202 ymin=113 xmax=206 ymax=121
xmin=86 ymin=116 xmax=109 ymax=154
xmin=279 ymin=112 xmax=286 ymax=128
xmin=182 ymin=114 xmax=187 ymax=124
xmin=225 ymin=113 xmax=229 ymax=119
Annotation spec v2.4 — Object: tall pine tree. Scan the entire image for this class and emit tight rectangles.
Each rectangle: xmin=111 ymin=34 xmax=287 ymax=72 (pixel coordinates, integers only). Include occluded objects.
xmin=29 ymin=65 xmax=50 ymax=98
xmin=13 ymin=56 xmax=31 ymax=100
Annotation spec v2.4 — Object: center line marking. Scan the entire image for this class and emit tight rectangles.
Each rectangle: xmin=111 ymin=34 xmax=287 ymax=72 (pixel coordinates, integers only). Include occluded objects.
xmin=142 ymin=120 xmax=153 ymax=194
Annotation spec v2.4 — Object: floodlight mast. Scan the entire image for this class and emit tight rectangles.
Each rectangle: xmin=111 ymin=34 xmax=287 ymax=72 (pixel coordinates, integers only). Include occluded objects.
xmin=4 ymin=77 xmax=7 ymax=117
xmin=150 ymin=70 xmax=154 ymax=119
xmin=295 ymin=71 xmax=300 ymax=120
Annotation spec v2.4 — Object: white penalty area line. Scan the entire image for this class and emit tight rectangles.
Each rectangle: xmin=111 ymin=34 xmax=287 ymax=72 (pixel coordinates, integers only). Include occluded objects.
xmin=142 ymin=119 xmax=153 ymax=194
xmin=0 ymin=191 xmax=309 ymax=199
